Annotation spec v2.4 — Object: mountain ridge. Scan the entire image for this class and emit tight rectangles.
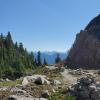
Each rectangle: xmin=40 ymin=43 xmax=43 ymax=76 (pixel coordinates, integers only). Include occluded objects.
xmin=66 ymin=14 xmax=100 ymax=69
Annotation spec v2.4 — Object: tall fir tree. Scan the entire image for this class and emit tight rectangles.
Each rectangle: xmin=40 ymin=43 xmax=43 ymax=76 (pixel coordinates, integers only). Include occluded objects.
xmin=19 ymin=42 xmax=24 ymax=53
xmin=55 ymin=53 xmax=61 ymax=64
xmin=34 ymin=58 xmax=38 ymax=67
xmin=43 ymin=58 xmax=48 ymax=66
xmin=37 ymin=51 xmax=42 ymax=66
xmin=6 ymin=32 xmax=13 ymax=47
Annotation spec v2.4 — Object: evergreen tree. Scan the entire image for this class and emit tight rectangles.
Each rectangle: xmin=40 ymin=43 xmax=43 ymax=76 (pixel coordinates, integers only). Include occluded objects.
xmin=55 ymin=53 xmax=61 ymax=64
xmin=0 ymin=33 xmax=3 ymax=39
xmin=30 ymin=52 xmax=34 ymax=64
xmin=19 ymin=42 xmax=24 ymax=53
xmin=43 ymin=58 xmax=48 ymax=66
xmin=37 ymin=51 xmax=42 ymax=66
xmin=34 ymin=58 xmax=38 ymax=67
xmin=0 ymin=32 xmax=35 ymax=79
xmin=15 ymin=42 xmax=18 ymax=49
xmin=6 ymin=32 xmax=13 ymax=47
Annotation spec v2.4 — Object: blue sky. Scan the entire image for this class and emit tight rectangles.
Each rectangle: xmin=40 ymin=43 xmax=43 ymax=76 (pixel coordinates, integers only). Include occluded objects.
xmin=0 ymin=0 xmax=100 ymax=52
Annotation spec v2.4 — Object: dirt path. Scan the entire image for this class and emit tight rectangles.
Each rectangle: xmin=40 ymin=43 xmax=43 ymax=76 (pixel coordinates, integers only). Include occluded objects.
xmin=61 ymin=69 xmax=77 ymax=85
xmin=46 ymin=66 xmax=78 ymax=85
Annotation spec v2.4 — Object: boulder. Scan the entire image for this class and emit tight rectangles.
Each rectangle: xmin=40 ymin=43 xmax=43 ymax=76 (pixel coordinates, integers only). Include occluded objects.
xmin=8 ymin=95 xmax=17 ymax=100
xmin=79 ymin=76 xmax=94 ymax=85
xmin=34 ymin=75 xmax=50 ymax=85
xmin=15 ymin=84 xmax=23 ymax=89
xmin=88 ymin=85 xmax=97 ymax=91
xmin=8 ymin=95 xmax=47 ymax=100
xmin=96 ymin=82 xmax=100 ymax=88
xmin=35 ymin=77 xmax=45 ymax=85
xmin=22 ymin=77 xmax=29 ymax=86
xmin=24 ymin=75 xmax=50 ymax=85
xmin=11 ymin=87 xmax=26 ymax=95
xmin=0 ymin=86 xmax=10 ymax=91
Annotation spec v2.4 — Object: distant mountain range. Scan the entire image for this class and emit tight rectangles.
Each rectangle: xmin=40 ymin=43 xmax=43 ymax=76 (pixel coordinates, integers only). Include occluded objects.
xmin=34 ymin=51 xmax=67 ymax=65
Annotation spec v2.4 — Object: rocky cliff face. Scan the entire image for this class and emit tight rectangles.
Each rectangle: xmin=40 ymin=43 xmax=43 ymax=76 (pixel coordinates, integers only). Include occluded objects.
xmin=66 ymin=14 xmax=100 ymax=69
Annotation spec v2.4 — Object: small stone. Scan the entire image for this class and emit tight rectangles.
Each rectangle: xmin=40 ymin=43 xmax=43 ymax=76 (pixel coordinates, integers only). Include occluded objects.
xmin=6 ymin=78 xmax=10 ymax=81
xmin=52 ymin=80 xmax=61 ymax=86
xmin=42 ymin=90 xmax=50 ymax=98
xmin=88 ymin=85 xmax=97 ymax=92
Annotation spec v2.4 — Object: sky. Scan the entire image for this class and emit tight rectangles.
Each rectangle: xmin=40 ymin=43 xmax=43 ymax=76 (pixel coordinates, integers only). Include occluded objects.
xmin=0 ymin=0 xmax=100 ymax=52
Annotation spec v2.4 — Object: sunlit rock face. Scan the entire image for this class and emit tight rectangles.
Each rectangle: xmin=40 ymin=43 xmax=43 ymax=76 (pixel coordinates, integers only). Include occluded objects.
xmin=66 ymin=15 xmax=100 ymax=69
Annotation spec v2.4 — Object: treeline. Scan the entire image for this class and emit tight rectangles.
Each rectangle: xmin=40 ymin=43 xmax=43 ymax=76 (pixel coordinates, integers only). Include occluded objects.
xmin=0 ymin=32 xmax=48 ymax=79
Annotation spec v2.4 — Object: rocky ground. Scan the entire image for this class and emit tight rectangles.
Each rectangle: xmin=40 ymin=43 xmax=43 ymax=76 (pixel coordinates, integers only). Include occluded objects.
xmin=0 ymin=66 xmax=100 ymax=100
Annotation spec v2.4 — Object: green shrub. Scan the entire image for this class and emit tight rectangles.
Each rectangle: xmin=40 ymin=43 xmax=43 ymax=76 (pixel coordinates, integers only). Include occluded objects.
xmin=49 ymin=92 xmax=76 ymax=100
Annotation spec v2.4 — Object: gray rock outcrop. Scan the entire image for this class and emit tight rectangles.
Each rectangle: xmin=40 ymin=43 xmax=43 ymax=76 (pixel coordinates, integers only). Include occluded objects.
xmin=69 ymin=75 xmax=100 ymax=100
xmin=66 ymin=14 xmax=100 ymax=69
